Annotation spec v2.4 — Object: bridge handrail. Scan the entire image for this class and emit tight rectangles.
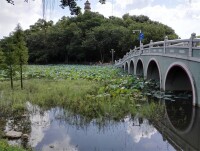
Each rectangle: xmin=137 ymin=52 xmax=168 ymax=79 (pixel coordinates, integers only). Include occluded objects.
xmin=193 ymin=38 xmax=200 ymax=42
xmin=166 ymin=39 xmax=189 ymax=44
xmin=115 ymin=33 xmax=200 ymax=66
xmin=150 ymin=41 xmax=164 ymax=46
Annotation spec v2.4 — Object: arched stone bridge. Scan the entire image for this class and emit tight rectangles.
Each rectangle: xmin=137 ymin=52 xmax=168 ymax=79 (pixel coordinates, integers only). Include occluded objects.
xmin=115 ymin=33 xmax=200 ymax=106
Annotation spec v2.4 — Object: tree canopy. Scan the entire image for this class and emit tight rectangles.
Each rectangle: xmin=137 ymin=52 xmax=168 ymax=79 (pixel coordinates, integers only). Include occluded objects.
xmin=0 ymin=12 xmax=178 ymax=64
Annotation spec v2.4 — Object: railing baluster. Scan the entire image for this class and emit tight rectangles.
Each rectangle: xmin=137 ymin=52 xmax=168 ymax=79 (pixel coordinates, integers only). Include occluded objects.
xmin=189 ymin=33 xmax=196 ymax=57
xmin=164 ymin=36 xmax=168 ymax=54
xmin=149 ymin=40 xmax=153 ymax=53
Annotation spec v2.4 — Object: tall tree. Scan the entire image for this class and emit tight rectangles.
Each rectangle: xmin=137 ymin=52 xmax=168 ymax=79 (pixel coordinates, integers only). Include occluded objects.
xmin=13 ymin=24 xmax=29 ymax=89
xmin=1 ymin=36 xmax=17 ymax=89
xmin=0 ymin=47 xmax=4 ymax=66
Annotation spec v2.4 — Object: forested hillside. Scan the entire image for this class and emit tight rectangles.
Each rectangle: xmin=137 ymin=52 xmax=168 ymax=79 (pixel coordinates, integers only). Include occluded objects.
xmin=0 ymin=12 xmax=178 ymax=64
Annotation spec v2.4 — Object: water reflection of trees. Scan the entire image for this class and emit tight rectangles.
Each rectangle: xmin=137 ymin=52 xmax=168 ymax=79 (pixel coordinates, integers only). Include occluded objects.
xmin=53 ymin=108 xmax=126 ymax=131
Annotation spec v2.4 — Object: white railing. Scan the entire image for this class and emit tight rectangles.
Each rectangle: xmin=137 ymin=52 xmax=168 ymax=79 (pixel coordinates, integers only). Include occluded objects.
xmin=115 ymin=33 xmax=200 ymax=66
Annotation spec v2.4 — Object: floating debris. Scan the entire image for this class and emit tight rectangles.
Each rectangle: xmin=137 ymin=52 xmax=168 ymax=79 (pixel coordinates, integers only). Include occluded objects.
xmin=49 ymin=145 xmax=54 ymax=148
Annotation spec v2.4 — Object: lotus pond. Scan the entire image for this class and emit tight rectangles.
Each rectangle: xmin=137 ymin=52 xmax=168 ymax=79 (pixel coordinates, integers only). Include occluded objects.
xmin=0 ymin=65 xmax=193 ymax=151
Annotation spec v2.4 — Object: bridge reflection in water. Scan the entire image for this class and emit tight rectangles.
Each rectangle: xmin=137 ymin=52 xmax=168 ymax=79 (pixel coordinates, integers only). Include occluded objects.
xmin=151 ymin=94 xmax=200 ymax=151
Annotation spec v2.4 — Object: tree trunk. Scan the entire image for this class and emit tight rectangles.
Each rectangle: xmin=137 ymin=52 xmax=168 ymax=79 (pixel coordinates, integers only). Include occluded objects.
xmin=10 ymin=65 xmax=13 ymax=90
xmin=65 ymin=54 xmax=69 ymax=64
xmin=100 ymin=49 xmax=104 ymax=63
xmin=20 ymin=64 xmax=23 ymax=89
xmin=65 ymin=47 xmax=69 ymax=64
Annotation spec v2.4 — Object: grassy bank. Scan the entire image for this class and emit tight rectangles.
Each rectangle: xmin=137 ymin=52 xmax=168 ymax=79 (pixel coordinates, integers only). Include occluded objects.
xmin=0 ymin=79 xmax=99 ymax=110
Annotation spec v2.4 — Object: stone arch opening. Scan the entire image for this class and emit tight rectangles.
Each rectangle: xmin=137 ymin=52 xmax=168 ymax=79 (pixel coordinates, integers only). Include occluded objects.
xmin=165 ymin=65 xmax=194 ymax=132
xmin=165 ymin=66 xmax=192 ymax=92
xmin=147 ymin=60 xmax=160 ymax=81
xmin=125 ymin=62 xmax=128 ymax=72
xmin=129 ymin=60 xmax=134 ymax=75
xmin=136 ymin=60 xmax=144 ymax=77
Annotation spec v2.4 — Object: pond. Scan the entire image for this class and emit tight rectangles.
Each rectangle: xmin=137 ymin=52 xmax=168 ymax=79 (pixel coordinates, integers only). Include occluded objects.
xmin=4 ymin=93 xmax=198 ymax=151
xmin=1 ymin=91 xmax=199 ymax=151
xmin=7 ymin=102 xmax=175 ymax=151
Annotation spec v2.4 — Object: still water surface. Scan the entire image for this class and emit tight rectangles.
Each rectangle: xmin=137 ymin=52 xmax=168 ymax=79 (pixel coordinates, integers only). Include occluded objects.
xmin=5 ymin=92 xmax=200 ymax=151
xmin=7 ymin=102 xmax=176 ymax=151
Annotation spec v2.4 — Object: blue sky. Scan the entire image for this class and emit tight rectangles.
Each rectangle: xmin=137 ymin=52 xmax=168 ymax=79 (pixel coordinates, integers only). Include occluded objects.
xmin=0 ymin=0 xmax=199 ymax=39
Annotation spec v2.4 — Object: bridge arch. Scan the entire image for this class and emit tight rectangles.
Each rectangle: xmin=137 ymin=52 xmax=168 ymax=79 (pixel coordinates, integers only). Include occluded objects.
xmin=136 ymin=59 xmax=144 ymax=77
xmin=125 ymin=62 xmax=128 ymax=72
xmin=164 ymin=62 xmax=196 ymax=105
xmin=146 ymin=59 xmax=161 ymax=82
xmin=146 ymin=59 xmax=161 ymax=89
xmin=129 ymin=60 xmax=134 ymax=75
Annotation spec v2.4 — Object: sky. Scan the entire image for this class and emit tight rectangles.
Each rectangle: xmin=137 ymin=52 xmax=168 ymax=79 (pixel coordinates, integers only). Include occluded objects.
xmin=0 ymin=0 xmax=200 ymax=39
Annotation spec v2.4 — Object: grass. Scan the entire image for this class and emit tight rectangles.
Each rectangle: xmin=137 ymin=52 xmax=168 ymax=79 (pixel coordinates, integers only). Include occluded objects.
xmin=0 ymin=78 xmax=164 ymax=122
xmin=0 ymin=139 xmax=26 ymax=151
xmin=0 ymin=79 xmax=99 ymax=110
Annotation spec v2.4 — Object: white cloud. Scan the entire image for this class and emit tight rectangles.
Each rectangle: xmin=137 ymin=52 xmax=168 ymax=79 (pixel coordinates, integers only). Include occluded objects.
xmin=0 ymin=0 xmax=42 ymax=38
xmin=25 ymin=102 xmax=78 ymax=151
xmin=93 ymin=1 xmax=113 ymax=17
xmin=115 ymin=0 xmax=134 ymax=9
xmin=126 ymin=118 xmax=157 ymax=143
xmin=93 ymin=0 xmax=155 ymax=18
xmin=1 ymin=0 xmax=200 ymax=39
xmin=129 ymin=1 xmax=200 ymax=38
xmin=26 ymin=102 xmax=51 ymax=147
xmin=115 ymin=0 xmax=154 ymax=9
xmin=42 ymin=136 xmax=78 ymax=151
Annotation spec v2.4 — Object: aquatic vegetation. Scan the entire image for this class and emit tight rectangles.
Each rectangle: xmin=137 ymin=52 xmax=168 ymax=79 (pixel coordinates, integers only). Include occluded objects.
xmin=0 ymin=139 xmax=26 ymax=151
